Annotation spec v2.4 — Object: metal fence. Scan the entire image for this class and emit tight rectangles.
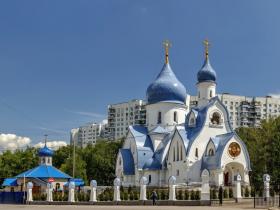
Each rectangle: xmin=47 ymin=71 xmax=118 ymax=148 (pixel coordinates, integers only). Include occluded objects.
xmin=0 ymin=192 xmax=25 ymax=204
xmin=254 ymin=196 xmax=280 ymax=208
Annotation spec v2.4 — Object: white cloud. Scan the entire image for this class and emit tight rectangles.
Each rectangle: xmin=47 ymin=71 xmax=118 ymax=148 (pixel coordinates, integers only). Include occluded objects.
xmin=65 ymin=109 xmax=105 ymax=118
xmin=0 ymin=134 xmax=31 ymax=151
xmin=34 ymin=141 xmax=67 ymax=150
xmin=268 ymin=93 xmax=280 ymax=99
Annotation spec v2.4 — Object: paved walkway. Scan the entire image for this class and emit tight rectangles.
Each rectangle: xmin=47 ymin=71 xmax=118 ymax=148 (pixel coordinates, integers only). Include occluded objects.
xmin=0 ymin=205 xmax=258 ymax=210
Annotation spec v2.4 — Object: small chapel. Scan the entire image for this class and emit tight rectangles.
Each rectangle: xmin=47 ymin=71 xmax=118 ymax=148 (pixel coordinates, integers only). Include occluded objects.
xmin=115 ymin=40 xmax=251 ymax=187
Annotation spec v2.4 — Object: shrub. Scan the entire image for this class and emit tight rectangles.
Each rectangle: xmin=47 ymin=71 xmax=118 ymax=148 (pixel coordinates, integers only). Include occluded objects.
xmin=195 ymin=190 xmax=200 ymax=200
xmin=190 ymin=190 xmax=195 ymax=200
xmin=123 ymin=191 xmax=128 ymax=200
xmin=177 ymin=189 xmax=183 ymax=200
xmin=223 ymin=189 xmax=228 ymax=199
xmin=129 ymin=192 xmax=134 ymax=200
xmin=211 ymin=189 xmax=217 ymax=199
xmin=184 ymin=190 xmax=189 ymax=200
xmin=229 ymin=188 xmax=233 ymax=198
xmin=244 ymin=186 xmax=250 ymax=197
xmin=98 ymin=192 xmax=104 ymax=201
xmin=250 ymin=186 xmax=255 ymax=197
xmin=133 ymin=191 xmax=139 ymax=200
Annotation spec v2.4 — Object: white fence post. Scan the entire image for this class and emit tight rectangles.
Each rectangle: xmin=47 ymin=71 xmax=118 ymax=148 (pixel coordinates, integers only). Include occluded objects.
xmin=263 ymin=174 xmax=270 ymax=199
xmin=68 ymin=181 xmax=75 ymax=202
xmin=201 ymin=169 xmax=210 ymax=200
xmin=26 ymin=182 xmax=33 ymax=202
xmin=140 ymin=176 xmax=148 ymax=201
xmin=90 ymin=180 xmax=97 ymax=202
xmin=46 ymin=182 xmax=53 ymax=202
xmin=114 ymin=178 xmax=121 ymax=201
xmin=168 ymin=176 xmax=176 ymax=201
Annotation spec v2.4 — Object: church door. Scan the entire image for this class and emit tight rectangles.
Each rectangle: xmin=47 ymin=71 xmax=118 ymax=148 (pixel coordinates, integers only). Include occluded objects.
xmin=224 ymin=172 xmax=229 ymax=186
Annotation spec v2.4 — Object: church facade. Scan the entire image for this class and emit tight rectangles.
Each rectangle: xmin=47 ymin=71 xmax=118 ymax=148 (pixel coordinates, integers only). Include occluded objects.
xmin=115 ymin=40 xmax=251 ymax=187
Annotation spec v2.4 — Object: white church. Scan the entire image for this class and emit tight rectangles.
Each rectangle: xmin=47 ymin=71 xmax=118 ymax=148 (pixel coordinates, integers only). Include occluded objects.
xmin=115 ymin=40 xmax=251 ymax=188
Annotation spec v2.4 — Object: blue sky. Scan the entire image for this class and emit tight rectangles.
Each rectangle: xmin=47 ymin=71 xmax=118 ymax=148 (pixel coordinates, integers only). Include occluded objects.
xmin=0 ymin=0 xmax=279 ymax=144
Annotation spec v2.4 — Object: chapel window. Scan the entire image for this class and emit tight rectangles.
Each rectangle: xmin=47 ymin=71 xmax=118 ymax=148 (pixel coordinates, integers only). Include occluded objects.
xmin=208 ymin=148 xmax=214 ymax=156
xmin=210 ymin=90 xmax=213 ymax=97
xmin=195 ymin=148 xmax=198 ymax=158
xmin=174 ymin=111 xmax=178 ymax=123
xmin=157 ymin=112 xmax=162 ymax=124
xmin=211 ymin=112 xmax=221 ymax=125
xmin=177 ymin=142 xmax=179 ymax=161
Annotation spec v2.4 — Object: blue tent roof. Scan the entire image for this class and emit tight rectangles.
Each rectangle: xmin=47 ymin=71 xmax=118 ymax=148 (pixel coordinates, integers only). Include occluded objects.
xmin=120 ymin=149 xmax=135 ymax=175
xmin=2 ymin=178 xmax=18 ymax=187
xmin=64 ymin=178 xmax=85 ymax=187
xmin=16 ymin=165 xmax=72 ymax=179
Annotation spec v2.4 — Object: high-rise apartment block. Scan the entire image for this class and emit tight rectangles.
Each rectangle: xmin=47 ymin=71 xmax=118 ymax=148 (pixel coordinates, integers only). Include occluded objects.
xmin=70 ymin=120 xmax=108 ymax=148
xmin=107 ymin=99 xmax=146 ymax=140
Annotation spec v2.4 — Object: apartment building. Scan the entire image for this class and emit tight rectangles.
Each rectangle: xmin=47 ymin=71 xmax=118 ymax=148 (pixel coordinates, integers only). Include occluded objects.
xmin=107 ymin=99 xmax=146 ymax=140
xmin=70 ymin=120 xmax=108 ymax=148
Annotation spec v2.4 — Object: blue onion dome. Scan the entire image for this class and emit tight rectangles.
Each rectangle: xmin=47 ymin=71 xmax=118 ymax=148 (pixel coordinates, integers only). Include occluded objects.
xmin=146 ymin=62 xmax=187 ymax=105
xmin=197 ymin=57 xmax=217 ymax=83
xmin=38 ymin=145 xmax=54 ymax=157
xmin=197 ymin=40 xmax=217 ymax=83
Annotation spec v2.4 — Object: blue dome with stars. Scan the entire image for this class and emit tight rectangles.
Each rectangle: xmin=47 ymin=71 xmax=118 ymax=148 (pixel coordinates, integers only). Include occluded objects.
xmin=146 ymin=63 xmax=187 ymax=105
xmin=38 ymin=145 xmax=54 ymax=157
xmin=197 ymin=57 xmax=217 ymax=83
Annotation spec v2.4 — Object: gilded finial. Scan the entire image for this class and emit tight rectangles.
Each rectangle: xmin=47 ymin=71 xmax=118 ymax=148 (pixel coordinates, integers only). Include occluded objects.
xmin=163 ymin=40 xmax=172 ymax=64
xmin=44 ymin=134 xmax=48 ymax=146
xmin=203 ymin=39 xmax=210 ymax=60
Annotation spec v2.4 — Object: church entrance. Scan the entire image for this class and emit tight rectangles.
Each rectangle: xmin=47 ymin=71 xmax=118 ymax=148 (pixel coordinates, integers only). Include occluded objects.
xmin=223 ymin=162 xmax=244 ymax=186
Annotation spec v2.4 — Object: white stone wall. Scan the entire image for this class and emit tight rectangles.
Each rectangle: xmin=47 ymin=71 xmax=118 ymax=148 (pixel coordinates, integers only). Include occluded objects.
xmin=197 ymin=81 xmax=216 ymax=107
xmin=146 ymin=102 xmax=188 ymax=131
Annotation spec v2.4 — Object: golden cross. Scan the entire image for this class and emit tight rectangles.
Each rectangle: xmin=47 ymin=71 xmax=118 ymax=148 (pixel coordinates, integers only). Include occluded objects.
xmin=163 ymin=40 xmax=172 ymax=64
xmin=203 ymin=39 xmax=210 ymax=59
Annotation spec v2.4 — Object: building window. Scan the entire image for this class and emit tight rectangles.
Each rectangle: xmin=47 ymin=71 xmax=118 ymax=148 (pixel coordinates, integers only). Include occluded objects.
xmin=195 ymin=148 xmax=198 ymax=158
xmin=119 ymin=158 xmax=121 ymax=165
xmin=176 ymin=170 xmax=179 ymax=176
xmin=210 ymin=90 xmax=213 ymax=97
xmin=174 ymin=111 xmax=178 ymax=123
xmin=157 ymin=112 xmax=162 ymax=124
xmin=55 ymin=183 xmax=60 ymax=191
xmin=148 ymin=175 xmax=151 ymax=184
xmin=198 ymin=91 xmax=200 ymax=98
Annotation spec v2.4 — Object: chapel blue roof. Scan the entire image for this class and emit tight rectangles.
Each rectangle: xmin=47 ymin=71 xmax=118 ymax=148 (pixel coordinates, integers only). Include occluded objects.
xmin=120 ymin=149 xmax=135 ymax=175
xmin=38 ymin=145 xmax=54 ymax=157
xmin=146 ymin=63 xmax=187 ymax=105
xmin=2 ymin=178 xmax=18 ymax=187
xmin=197 ymin=57 xmax=217 ymax=83
xmin=16 ymin=165 xmax=72 ymax=179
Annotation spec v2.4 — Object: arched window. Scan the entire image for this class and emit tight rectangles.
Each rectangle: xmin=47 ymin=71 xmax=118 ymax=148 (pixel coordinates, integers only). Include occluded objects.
xmin=180 ymin=145 xmax=183 ymax=160
xmin=157 ymin=112 xmax=162 ymax=124
xmin=119 ymin=158 xmax=121 ymax=165
xmin=211 ymin=112 xmax=221 ymax=125
xmin=176 ymin=142 xmax=179 ymax=161
xmin=195 ymin=148 xmax=198 ymax=158
xmin=173 ymin=147 xmax=175 ymax=161
xmin=174 ymin=111 xmax=178 ymax=123
xmin=55 ymin=183 xmax=60 ymax=191
xmin=208 ymin=148 xmax=214 ymax=156
xmin=210 ymin=90 xmax=213 ymax=98
xmin=198 ymin=91 xmax=200 ymax=98
xmin=47 ymin=158 xmax=50 ymax=164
